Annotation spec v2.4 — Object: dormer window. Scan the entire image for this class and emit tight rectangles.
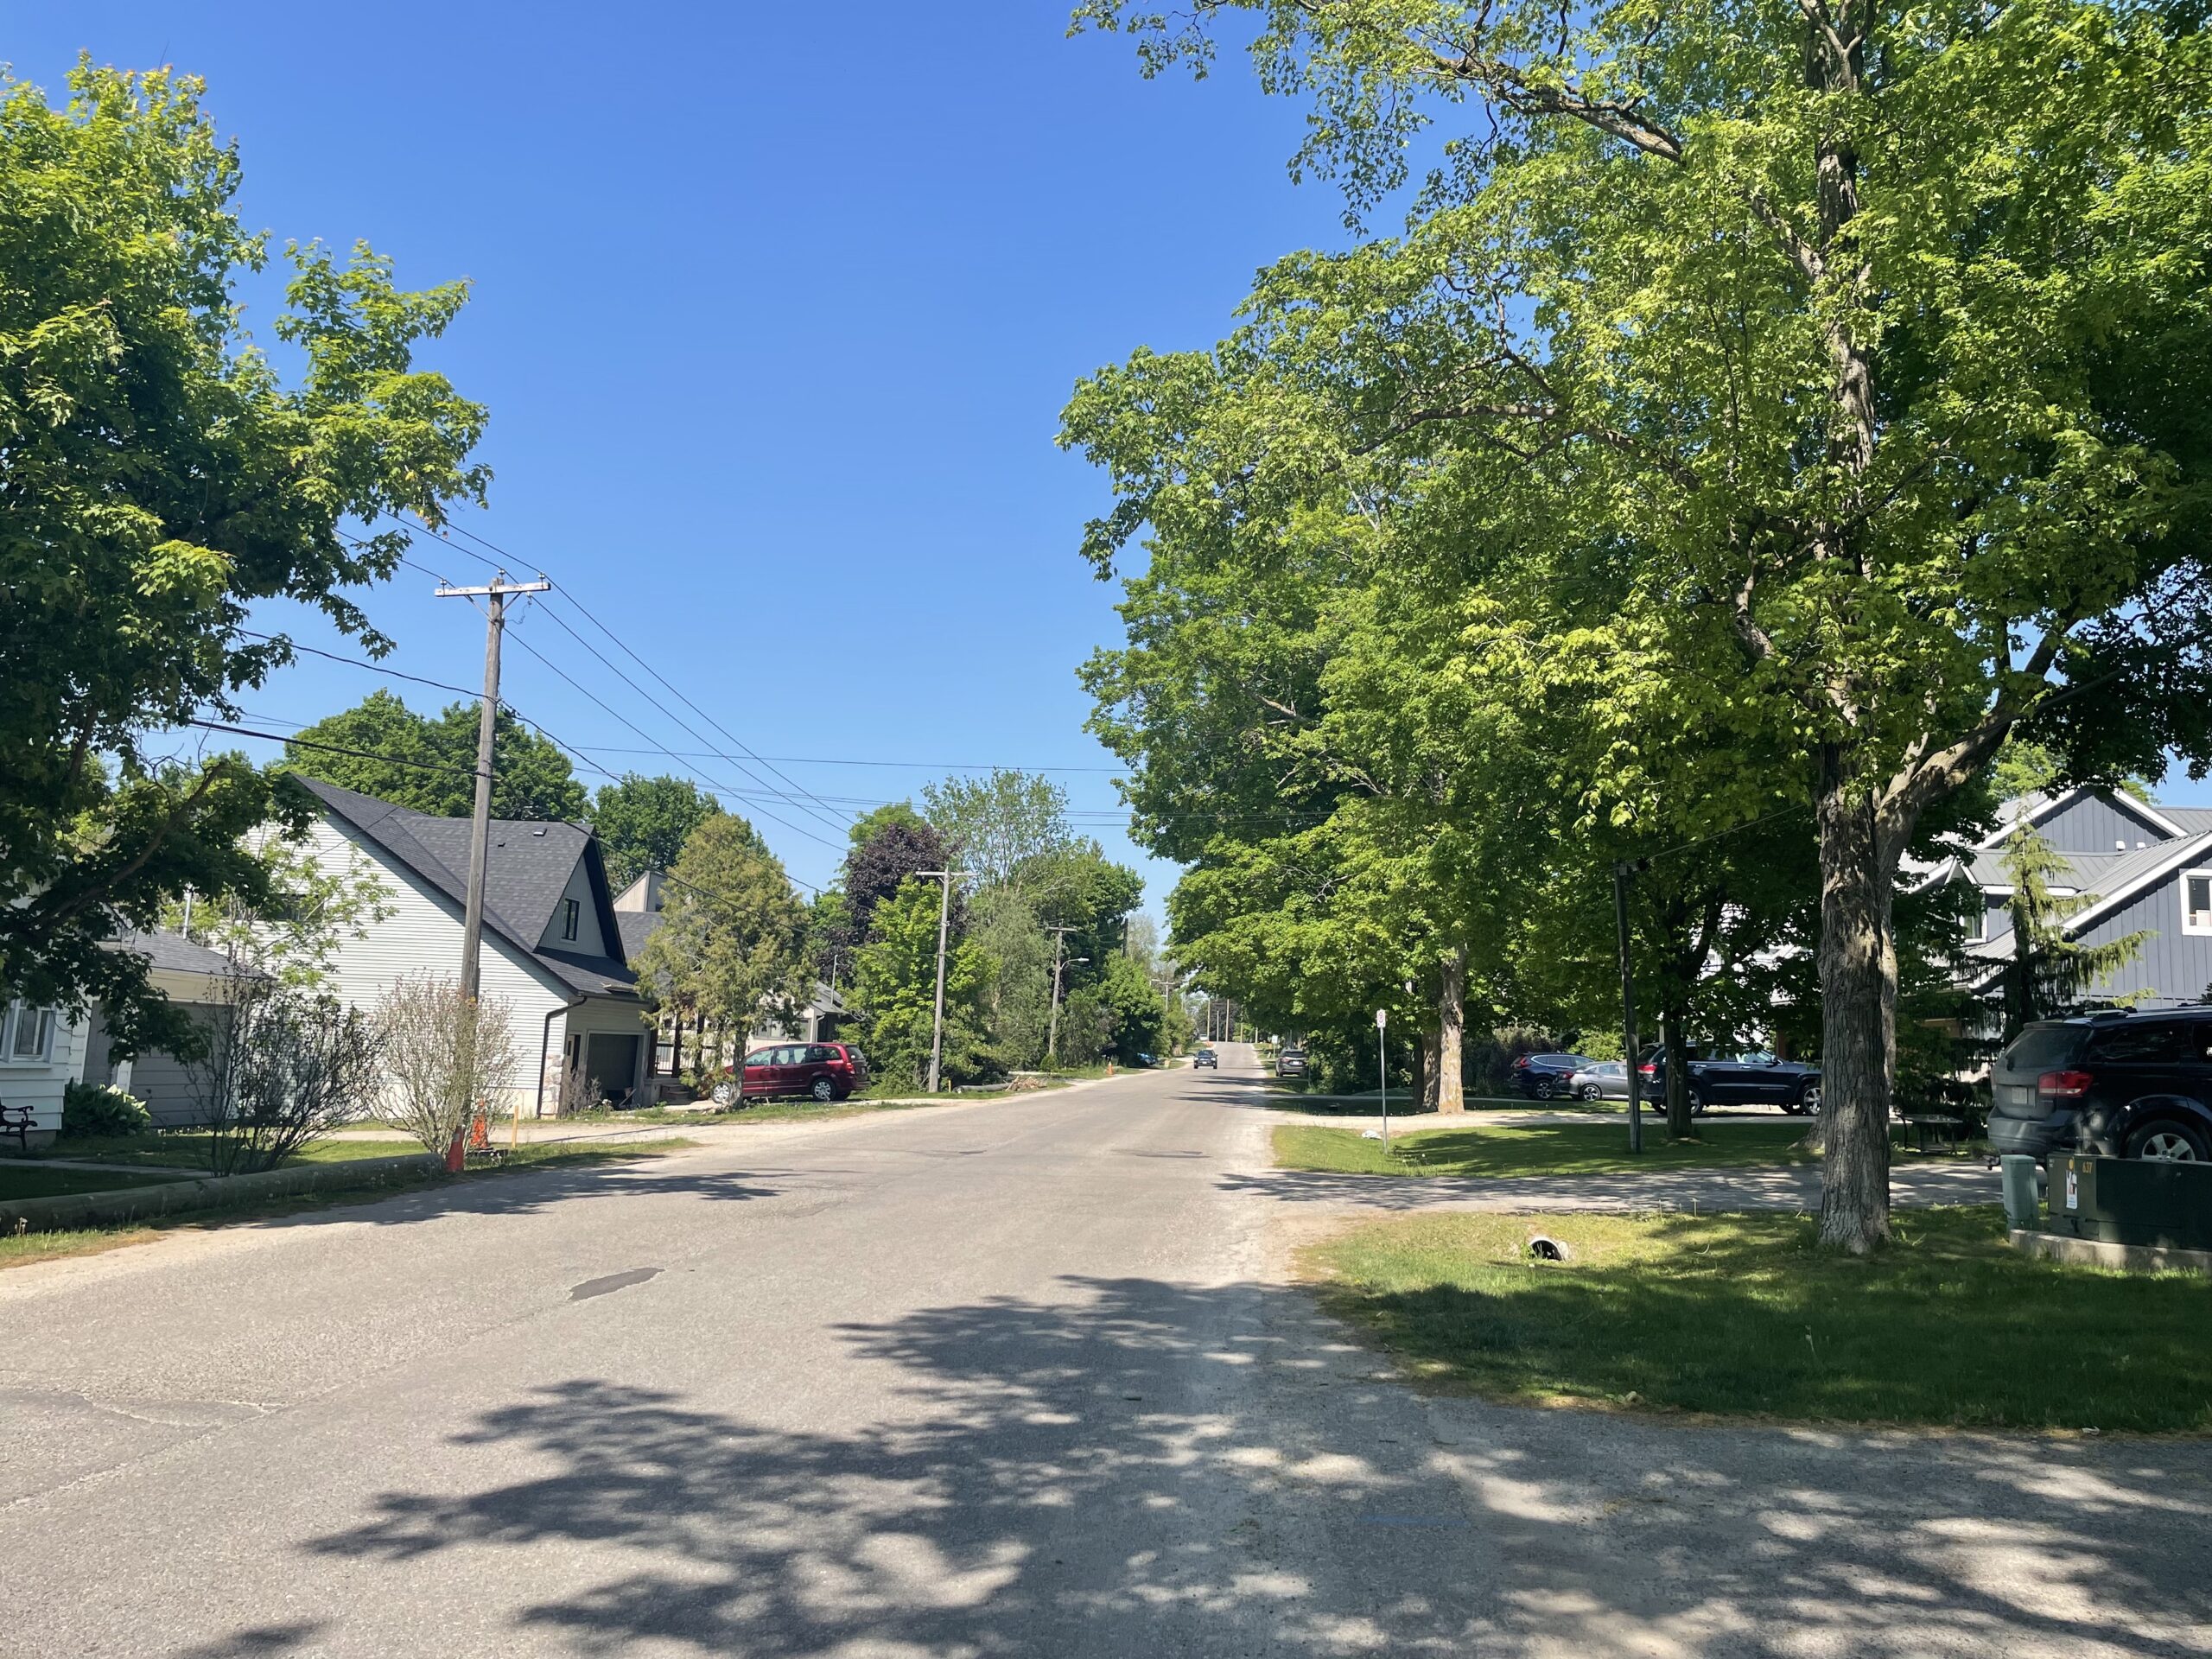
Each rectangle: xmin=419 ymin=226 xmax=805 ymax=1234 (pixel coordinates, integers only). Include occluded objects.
xmin=561 ymin=898 xmax=580 ymax=942
xmin=1965 ymin=904 xmax=1986 ymax=944
xmin=2184 ymin=871 xmax=2212 ymax=937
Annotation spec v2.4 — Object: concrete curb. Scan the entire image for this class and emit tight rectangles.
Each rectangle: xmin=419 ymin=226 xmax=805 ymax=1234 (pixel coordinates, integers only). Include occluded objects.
xmin=0 ymin=1154 xmax=439 ymax=1235
xmin=2010 ymin=1226 xmax=2212 ymax=1277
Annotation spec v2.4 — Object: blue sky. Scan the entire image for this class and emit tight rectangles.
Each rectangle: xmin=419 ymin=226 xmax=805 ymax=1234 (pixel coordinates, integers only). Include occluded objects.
xmin=10 ymin=3 xmax=1348 ymax=906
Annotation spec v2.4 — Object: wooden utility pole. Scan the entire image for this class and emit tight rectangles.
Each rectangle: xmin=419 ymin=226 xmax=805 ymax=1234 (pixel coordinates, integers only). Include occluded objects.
xmin=435 ymin=573 xmax=550 ymax=998
xmin=916 ymin=870 xmax=969 ymax=1092
xmin=1045 ymin=925 xmax=1081 ymax=1062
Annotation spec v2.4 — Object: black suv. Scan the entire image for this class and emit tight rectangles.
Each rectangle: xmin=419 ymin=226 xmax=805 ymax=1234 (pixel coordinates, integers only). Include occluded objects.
xmin=1512 ymin=1052 xmax=1590 ymax=1100
xmin=1638 ymin=1046 xmax=1823 ymax=1115
xmin=1990 ymin=1010 xmax=2212 ymax=1163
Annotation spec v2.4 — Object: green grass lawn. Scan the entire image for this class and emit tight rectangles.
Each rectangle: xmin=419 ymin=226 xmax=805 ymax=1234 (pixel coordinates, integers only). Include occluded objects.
xmin=0 ymin=1137 xmax=698 ymax=1271
xmin=0 ymin=1164 xmax=191 ymax=1201
xmin=1306 ymin=1206 xmax=2212 ymax=1432
xmin=1274 ymin=1118 xmax=1838 ymax=1177
xmin=27 ymin=1133 xmax=437 ymax=1171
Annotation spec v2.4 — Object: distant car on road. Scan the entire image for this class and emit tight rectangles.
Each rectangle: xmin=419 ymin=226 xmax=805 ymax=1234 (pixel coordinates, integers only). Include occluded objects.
xmin=1275 ymin=1046 xmax=1309 ymax=1077
xmin=1512 ymin=1052 xmax=1590 ymax=1100
xmin=714 ymin=1040 xmax=868 ymax=1106
xmin=1638 ymin=1046 xmax=1821 ymax=1115
xmin=1567 ymin=1060 xmax=1631 ymax=1102
xmin=1990 ymin=1009 xmax=2212 ymax=1163
xmin=1192 ymin=1048 xmax=1218 ymax=1069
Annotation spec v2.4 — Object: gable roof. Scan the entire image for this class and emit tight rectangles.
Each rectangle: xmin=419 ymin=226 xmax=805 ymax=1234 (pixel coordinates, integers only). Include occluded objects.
xmin=297 ymin=779 xmax=638 ymax=1001
xmin=1973 ymin=784 xmax=2186 ymax=849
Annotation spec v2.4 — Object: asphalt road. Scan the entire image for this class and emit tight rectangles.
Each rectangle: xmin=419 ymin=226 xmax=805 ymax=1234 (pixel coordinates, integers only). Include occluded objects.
xmin=3 ymin=1046 xmax=2206 ymax=1657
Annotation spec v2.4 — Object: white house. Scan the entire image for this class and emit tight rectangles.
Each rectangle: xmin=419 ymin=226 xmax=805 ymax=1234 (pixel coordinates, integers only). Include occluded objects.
xmin=0 ymin=995 xmax=88 ymax=1145
xmin=296 ymin=779 xmax=650 ymax=1114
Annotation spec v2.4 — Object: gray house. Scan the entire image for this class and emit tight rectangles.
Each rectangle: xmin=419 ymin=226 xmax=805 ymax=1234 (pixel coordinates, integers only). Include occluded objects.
xmin=1925 ymin=785 xmax=2212 ymax=1005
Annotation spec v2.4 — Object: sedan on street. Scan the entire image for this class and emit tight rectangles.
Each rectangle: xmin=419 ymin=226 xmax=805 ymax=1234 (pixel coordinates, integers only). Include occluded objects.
xmin=1567 ymin=1060 xmax=1632 ymax=1102
xmin=1192 ymin=1048 xmax=1219 ymax=1069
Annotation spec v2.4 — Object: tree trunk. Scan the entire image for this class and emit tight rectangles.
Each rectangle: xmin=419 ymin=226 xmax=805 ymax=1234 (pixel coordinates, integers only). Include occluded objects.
xmin=1412 ymin=1033 xmax=1434 ymax=1113
xmin=1815 ymin=746 xmax=1901 ymax=1254
xmin=1662 ymin=1008 xmax=1694 ymax=1140
xmin=1436 ymin=945 xmax=1466 ymax=1114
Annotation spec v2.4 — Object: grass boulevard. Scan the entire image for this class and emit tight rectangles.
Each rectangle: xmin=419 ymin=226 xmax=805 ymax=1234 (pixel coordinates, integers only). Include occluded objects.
xmin=1271 ymin=1118 xmax=1983 ymax=1179
xmin=1303 ymin=1208 xmax=2212 ymax=1434
xmin=0 ymin=1137 xmax=699 ymax=1272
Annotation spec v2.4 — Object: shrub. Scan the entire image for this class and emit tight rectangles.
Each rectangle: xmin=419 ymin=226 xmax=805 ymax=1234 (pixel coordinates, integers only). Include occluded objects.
xmin=60 ymin=1081 xmax=152 ymax=1138
xmin=375 ymin=974 xmax=520 ymax=1154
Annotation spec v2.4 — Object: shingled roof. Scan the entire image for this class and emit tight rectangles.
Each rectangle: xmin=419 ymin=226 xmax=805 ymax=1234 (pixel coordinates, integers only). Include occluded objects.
xmin=296 ymin=778 xmax=639 ymax=1001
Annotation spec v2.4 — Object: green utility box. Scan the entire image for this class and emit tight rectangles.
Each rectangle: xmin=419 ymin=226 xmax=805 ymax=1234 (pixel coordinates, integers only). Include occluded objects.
xmin=2047 ymin=1154 xmax=2212 ymax=1251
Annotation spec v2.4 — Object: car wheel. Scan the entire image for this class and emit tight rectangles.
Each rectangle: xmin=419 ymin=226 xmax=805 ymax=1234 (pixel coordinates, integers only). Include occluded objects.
xmin=2128 ymin=1119 xmax=2209 ymax=1162
xmin=1534 ymin=1077 xmax=1557 ymax=1100
xmin=1689 ymin=1090 xmax=1709 ymax=1116
xmin=810 ymin=1076 xmax=836 ymax=1103
xmin=1578 ymin=1084 xmax=1601 ymax=1102
xmin=710 ymin=1079 xmax=739 ymax=1107
xmin=1799 ymin=1084 xmax=1821 ymax=1117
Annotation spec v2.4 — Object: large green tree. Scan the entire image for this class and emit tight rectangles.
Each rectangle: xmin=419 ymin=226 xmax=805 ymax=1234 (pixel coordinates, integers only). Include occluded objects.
xmin=635 ymin=814 xmax=807 ymax=1049
xmin=1072 ymin=0 xmax=2212 ymax=1250
xmin=592 ymin=773 xmax=721 ymax=890
xmin=0 ymin=64 xmax=486 ymax=1050
xmin=283 ymin=691 xmax=587 ymax=822
xmin=853 ymin=875 xmax=995 ymax=1089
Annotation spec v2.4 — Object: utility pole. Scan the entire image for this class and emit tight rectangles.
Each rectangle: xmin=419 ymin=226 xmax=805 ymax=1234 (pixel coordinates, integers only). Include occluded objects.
xmin=916 ymin=870 xmax=969 ymax=1092
xmin=435 ymin=573 xmax=551 ymax=1000
xmin=1045 ymin=925 xmax=1082 ymax=1063
xmin=1613 ymin=858 xmax=1649 ymax=1155
xmin=1376 ymin=1007 xmax=1389 ymax=1148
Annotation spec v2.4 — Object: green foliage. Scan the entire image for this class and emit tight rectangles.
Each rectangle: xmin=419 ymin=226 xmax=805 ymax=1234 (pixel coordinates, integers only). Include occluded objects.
xmin=635 ymin=815 xmax=807 ymax=1035
xmin=853 ymin=876 xmax=996 ymax=1089
xmin=283 ymin=691 xmax=586 ymax=823
xmin=921 ymin=770 xmax=1074 ymax=889
xmin=1066 ymin=0 xmax=2212 ymax=1247
xmin=60 ymin=1081 xmax=151 ymax=1139
xmin=0 ymin=63 xmax=486 ymax=1053
xmin=592 ymin=774 xmax=721 ymax=891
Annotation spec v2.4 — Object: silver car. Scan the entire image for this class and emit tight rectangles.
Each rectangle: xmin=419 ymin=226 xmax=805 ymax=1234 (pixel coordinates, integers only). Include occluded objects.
xmin=1567 ymin=1060 xmax=1632 ymax=1102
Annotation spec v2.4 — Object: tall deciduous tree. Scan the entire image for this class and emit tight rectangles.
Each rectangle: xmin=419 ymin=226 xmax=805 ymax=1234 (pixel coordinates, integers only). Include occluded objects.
xmin=921 ymin=770 xmax=1074 ymax=891
xmin=636 ymin=815 xmax=806 ymax=1052
xmin=592 ymin=774 xmax=721 ymax=890
xmin=1072 ymin=0 xmax=2212 ymax=1250
xmin=0 ymin=64 xmax=486 ymax=1050
xmin=283 ymin=691 xmax=586 ymax=823
xmin=854 ymin=876 xmax=995 ymax=1089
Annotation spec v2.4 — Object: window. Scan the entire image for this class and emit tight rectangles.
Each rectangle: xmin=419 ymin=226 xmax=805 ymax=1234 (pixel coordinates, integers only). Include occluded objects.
xmin=2087 ymin=1021 xmax=2188 ymax=1065
xmin=561 ymin=898 xmax=580 ymax=942
xmin=2183 ymin=871 xmax=2212 ymax=935
xmin=3 ymin=1001 xmax=56 ymax=1063
xmin=1965 ymin=904 xmax=1987 ymax=944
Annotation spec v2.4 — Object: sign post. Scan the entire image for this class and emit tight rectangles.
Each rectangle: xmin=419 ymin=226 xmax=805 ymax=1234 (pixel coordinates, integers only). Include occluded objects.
xmin=1376 ymin=1007 xmax=1389 ymax=1151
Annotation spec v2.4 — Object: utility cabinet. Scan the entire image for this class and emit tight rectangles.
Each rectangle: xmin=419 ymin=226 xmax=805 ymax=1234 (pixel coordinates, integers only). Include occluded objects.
xmin=2047 ymin=1154 xmax=2212 ymax=1251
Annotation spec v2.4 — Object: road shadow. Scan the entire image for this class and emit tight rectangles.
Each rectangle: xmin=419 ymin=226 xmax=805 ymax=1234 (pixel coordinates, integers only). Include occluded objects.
xmin=1219 ymin=1162 xmax=1999 ymax=1215
xmin=292 ymin=1274 xmax=2209 ymax=1657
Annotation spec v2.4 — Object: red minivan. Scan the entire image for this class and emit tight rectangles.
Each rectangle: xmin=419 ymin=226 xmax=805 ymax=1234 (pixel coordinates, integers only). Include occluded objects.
xmin=714 ymin=1041 xmax=868 ymax=1106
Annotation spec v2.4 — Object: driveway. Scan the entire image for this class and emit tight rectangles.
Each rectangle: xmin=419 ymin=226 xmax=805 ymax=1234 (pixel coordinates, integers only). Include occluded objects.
xmin=1 ymin=1046 xmax=2203 ymax=1656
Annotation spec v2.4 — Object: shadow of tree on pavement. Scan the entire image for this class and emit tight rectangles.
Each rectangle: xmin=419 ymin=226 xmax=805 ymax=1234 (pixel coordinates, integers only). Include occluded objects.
xmin=298 ymin=1274 xmax=2211 ymax=1657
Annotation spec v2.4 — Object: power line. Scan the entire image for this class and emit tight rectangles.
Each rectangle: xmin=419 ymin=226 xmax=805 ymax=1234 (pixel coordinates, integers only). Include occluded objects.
xmin=390 ymin=511 xmax=862 ymax=833
xmin=184 ymin=720 xmax=482 ymax=780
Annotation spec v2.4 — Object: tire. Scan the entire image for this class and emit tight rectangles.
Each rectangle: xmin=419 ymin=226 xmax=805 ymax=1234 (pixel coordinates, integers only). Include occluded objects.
xmin=710 ymin=1079 xmax=739 ymax=1108
xmin=2127 ymin=1118 xmax=2209 ymax=1162
xmin=1578 ymin=1084 xmax=1602 ymax=1102
xmin=1799 ymin=1084 xmax=1821 ymax=1117
xmin=810 ymin=1076 xmax=836 ymax=1103
xmin=1689 ymin=1090 xmax=1709 ymax=1117
xmin=1534 ymin=1077 xmax=1558 ymax=1100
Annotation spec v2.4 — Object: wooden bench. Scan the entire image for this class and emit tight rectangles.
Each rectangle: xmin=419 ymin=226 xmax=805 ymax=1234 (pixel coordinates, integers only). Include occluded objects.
xmin=0 ymin=1101 xmax=35 ymax=1150
xmin=1898 ymin=1114 xmax=1971 ymax=1153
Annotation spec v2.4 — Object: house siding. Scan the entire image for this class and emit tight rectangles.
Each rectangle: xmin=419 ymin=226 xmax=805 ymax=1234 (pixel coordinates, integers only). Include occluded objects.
xmin=299 ymin=818 xmax=613 ymax=1115
xmin=2073 ymin=868 xmax=2212 ymax=1003
xmin=0 ymin=1014 xmax=90 ymax=1139
xmin=2034 ymin=792 xmax=2173 ymax=855
xmin=538 ymin=856 xmax=609 ymax=957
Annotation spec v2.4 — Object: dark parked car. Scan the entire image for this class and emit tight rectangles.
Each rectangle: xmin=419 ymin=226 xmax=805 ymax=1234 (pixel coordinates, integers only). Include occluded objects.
xmin=1275 ymin=1046 xmax=1309 ymax=1077
xmin=1567 ymin=1060 xmax=1632 ymax=1102
xmin=1637 ymin=1046 xmax=1822 ymax=1115
xmin=1513 ymin=1052 xmax=1591 ymax=1099
xmin=715 ymin=1040 xmax=868 ymax=1106
xmin=1990 ymin=1010 xmax=2212 ymax=1164
xmin=1192 ymin=1047 xmax=1218 ymax=1069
